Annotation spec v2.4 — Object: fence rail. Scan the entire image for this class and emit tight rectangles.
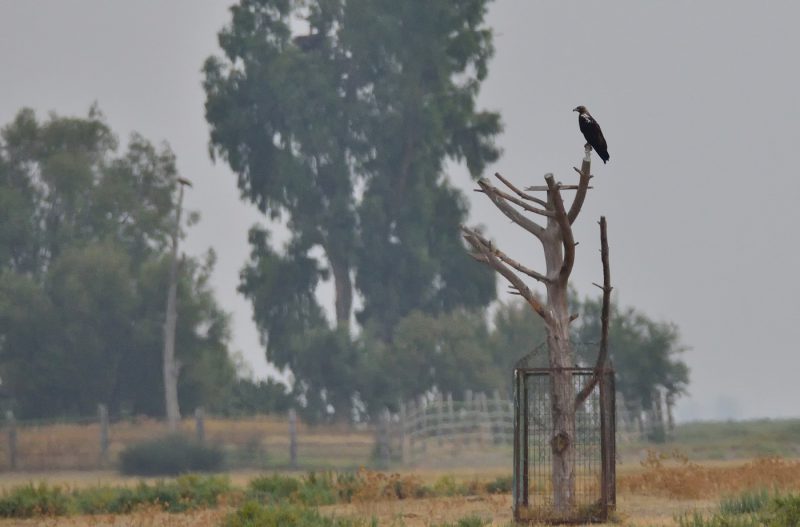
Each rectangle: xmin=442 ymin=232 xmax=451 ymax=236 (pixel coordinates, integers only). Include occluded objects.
xmin=0 ymin=394 xmax=670 ymax=472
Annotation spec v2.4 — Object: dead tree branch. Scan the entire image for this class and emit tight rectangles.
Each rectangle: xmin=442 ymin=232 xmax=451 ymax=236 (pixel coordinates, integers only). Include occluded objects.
xmin=567 ymin=152 xmax=593 ymax=224
xmin=476 ymin=178 xmax=547 ymax=239
xmin=461 ymin=226 xmax=547 ymax=318
xmin=463 ymin=227 xmax=551 ymax=284
xmin=494 ymin=172 xmax=549 ymax=208
xmin=545 ymin=174 xmax=575 ymax=284
xmin=576 ymin=216 xmax=612 ymax=406
xmin=476 ymin=184 xmax=553 ymax=218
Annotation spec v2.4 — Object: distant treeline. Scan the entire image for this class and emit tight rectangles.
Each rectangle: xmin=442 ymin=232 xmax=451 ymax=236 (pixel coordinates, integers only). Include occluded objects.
xmin=0 ymin=0 xmax=688 ymax=422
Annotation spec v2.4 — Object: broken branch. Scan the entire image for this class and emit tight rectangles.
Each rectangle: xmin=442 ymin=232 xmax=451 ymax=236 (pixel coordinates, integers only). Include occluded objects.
xmin=494 ymin=172 xmax=549 ymax=208
xmin=545 ymin=174 xmax=575 ymax=284
xmin=477 ymin=178 xmax=546 ymax=239
xmin=567 ymin=157 xmax=593 ymax=224
xmin=461 ymin=226 xmax=547 ymax=318
xmin=464 ymin=227 xmax=551 ymax=284
xmin=576 ymin=216 xmax=612 ymax=406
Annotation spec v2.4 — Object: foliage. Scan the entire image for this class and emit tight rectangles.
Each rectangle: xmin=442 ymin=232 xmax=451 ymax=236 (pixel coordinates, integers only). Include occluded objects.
xmin=118 ymin=435 xmax=224 ymax=476
xmin=210 ymin=377 xmax=293 ymax=417
xmin=573 ymin=296 xmax=690 ymax=416
xmin=719 ymin=489 xmax=772 ymax=516
xmin=430 ymin=517 xmax=491 ymax=527
xmin=224 ymin=502 xmax=373 ymax=527
xmin=0 ymin=475 xmax=230 ymax=517
xmin=486 ymin=475 xmax=513 ymax=494
xmin=204 ymin=0 xmax=500 ymax=420
xmin=0 ymin=483 xmax=71 ymax=517
xmin=676 ymin=492 xmax=800 ymax=527
xmin=357 ymin=310 xmax=500 ymax=414
xmin=0 ymin=108 xmax=237 ymax=419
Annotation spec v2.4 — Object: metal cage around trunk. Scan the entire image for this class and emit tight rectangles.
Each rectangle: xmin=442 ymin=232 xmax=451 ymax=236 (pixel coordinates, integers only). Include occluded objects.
xmin=513 ymin=366 xmax=616 ymax=524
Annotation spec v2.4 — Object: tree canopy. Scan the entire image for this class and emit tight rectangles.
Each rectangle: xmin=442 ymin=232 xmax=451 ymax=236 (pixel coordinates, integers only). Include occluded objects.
xmin=0 ymin=108 xmax=237 ymax=418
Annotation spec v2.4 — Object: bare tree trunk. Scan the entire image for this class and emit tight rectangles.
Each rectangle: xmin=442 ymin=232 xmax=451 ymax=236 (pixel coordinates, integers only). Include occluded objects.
xmin=543 ymin=229 xmax=577 ymax=512
xmin=462 ymin=146 xmax=601 ymax=517
xmin=163 ymin=181 xmax=187 ymax=432
xmin=328 ymin=252 xmax=352 ymax=329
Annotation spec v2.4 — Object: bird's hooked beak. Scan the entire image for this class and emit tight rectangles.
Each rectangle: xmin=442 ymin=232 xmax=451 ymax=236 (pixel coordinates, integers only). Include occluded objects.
xmin=572 ymin=107 xmax=580 ymax=112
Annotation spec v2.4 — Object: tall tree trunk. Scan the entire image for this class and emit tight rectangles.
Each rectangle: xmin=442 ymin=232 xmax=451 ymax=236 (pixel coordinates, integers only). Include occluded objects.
xmin=543 ymin=228 xmax=576 ymax=514
xmin=326 ymin=248 xmax=352 ymax=330
xmin=163 ymin=182 xmax=186 ymax=432
xmin=462 ymin=146 xmax=599 ymax=518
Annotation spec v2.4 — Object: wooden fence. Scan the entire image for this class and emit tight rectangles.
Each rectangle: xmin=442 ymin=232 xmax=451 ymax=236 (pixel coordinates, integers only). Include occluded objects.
xmin=1 ymin=395 xmax=666 ymax=472
xmin=374 ymin=390 xmax=515 ymax=468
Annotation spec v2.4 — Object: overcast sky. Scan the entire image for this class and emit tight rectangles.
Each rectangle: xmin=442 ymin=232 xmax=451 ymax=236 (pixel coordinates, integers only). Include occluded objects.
xmin=1 ymin=1 xmax=798 ymax=421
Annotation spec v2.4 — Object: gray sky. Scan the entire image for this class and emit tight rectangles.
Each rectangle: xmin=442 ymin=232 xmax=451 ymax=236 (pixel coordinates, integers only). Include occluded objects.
xmin=1 ymin=1 xmax=798 ymax=421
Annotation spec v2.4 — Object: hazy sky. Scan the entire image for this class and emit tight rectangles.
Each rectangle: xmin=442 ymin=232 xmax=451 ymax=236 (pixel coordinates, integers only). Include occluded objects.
xmin=1 ymin=1 xmax=798 ymax=421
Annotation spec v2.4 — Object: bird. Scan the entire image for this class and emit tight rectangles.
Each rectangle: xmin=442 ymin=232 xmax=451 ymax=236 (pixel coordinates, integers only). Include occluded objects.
xmin=573 ymin=105 xmax=609 ymax=164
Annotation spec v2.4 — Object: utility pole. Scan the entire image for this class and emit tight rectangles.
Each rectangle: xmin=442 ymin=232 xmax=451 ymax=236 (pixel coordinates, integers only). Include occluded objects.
xmin=163 ymin=177 xmax=192 ymax=432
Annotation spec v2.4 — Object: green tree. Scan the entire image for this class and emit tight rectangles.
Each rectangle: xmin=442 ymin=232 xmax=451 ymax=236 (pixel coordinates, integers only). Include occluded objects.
xmin=0 ymin=108 xmax=236 ymax=418
xmin=204 ymin=0 xmax=357 ymax=328
xmin=574 ymin=297 xmax=690 ymax=414
xmin=204 ymin=0 xmax=501 ymax=419
xmin=347 ymin=0 xmax=501 ymax=336
xmin=357 ymin=310 xmax=499 ymax=415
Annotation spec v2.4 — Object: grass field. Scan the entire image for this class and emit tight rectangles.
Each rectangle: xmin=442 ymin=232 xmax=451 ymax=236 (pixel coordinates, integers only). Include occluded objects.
xmin=1 ymin=455 xmax=799 ymax=526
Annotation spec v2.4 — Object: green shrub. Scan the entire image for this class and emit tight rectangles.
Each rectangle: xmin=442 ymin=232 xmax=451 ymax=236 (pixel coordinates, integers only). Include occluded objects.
xmin=770 ymin=493 xmax=800 ymax=527
xmin=72 ymin=485 xmax=136 ymax=514
xmin=719 ymin=489 xmax=771 ymax=516
xmin=296 ymin=472 xmax=338 ymax=506
xmin=485 ymin=475 xmax=513 ymax=494
xmin=431 ymin=475 xmax=467 ymax=497
xmin=247 ymin=474 xmax=301 ymax=503
xmin=119 ymin=434 xmax=223 ymax=476
xmin=430 ymin=516 xmax=491 ymax=527
xmin=223 ymin=502 xmax=371 ymax=527
xmin=0 ymin=483 xmax=71 ymax=517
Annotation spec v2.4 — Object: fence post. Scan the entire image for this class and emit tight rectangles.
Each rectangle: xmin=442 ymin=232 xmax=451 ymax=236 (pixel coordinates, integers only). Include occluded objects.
xmin=406 ymin=399 xmax=416 ymax=465
xmin=435 ymin=393 xmax=444 ymax=446
xmin=5 ymin=411 xmax=16 ymax=470
xmin=376 ymin=408 xmax=391 ymax=468
xmin=491 ymin=389 xmax=502 ymax=444
xmin=98 ymin=404 xmax=109 ymax=466
xmin=464 ymin=390 xmax=473 ymax=445
xmin=399 ymin=400 xmax=408 ymax=465
xmin=478 ymin=392 xmax=490 ymax=446
xmin=417 ymin=395 xmax=427 ymax=453
xmin=288 ymin=408 xmax=298 ymax=469
xmin=195 ymin=407 xmax=205 ymax=443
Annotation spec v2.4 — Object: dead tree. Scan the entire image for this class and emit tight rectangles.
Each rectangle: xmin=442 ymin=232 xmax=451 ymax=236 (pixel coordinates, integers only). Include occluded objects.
xmin=462 ymin=145 xmax=611 ymax=514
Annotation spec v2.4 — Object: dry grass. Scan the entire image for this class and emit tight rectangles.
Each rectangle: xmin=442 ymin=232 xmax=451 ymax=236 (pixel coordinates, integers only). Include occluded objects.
xmin=619 ymin=451 xmax=800 ymax=499
xmin=2 ymin=456 xmax=798 ymax=526
xmin=0 ymin=416 xmax=374 ymax=471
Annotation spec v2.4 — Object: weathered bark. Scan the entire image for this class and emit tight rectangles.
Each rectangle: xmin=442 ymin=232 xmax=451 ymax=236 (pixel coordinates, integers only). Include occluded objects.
xmin=463 ymin=146 xmax=599 ymax=515
xmin=327 ymin=251 xmax=352 ymax=329
xmin=163 ymin=181 xmax=188 ymax=432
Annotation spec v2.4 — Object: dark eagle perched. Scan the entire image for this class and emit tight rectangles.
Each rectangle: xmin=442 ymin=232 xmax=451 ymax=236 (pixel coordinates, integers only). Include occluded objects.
xmin=573 ymin=105 xmax=610 ymax=163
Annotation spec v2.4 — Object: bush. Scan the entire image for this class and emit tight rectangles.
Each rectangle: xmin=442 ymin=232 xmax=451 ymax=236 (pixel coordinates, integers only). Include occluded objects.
xmin=223 ymin=502 xmax=372 ymax=527
xmin=247 ymin=474 xmax=302 ymax=503
xmin=119 ymin=434 xmax=223 ymax=475
xmin=485 ymin=475 xmax=513 ymax=494
xmin=0 ymin=483 xmax=71 ymax=517
xmin=431 ymin=517 xmax=491 ymax=527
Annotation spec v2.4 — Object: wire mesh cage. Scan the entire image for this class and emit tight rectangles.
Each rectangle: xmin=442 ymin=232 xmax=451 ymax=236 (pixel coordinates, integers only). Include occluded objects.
xmin=513 ymin=365 xmax=615 ymax=524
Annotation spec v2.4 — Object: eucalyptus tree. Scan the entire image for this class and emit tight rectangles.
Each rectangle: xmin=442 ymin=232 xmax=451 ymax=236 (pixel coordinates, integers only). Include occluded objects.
xmin=0 ymin=108 xmax=235 ymax=418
